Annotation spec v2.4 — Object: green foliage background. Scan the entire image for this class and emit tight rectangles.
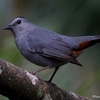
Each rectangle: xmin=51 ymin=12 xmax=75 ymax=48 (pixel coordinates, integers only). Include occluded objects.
xmin=0 ymin=0 xmax=100 ymax=99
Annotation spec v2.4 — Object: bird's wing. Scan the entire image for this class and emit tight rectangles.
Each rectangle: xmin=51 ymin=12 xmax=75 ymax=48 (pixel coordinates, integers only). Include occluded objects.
xmin=27 ymin=36 xmax=82 ymax=66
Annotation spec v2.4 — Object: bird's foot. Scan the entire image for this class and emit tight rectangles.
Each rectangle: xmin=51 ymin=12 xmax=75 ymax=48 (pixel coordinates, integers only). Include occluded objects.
xmin=30 ymin=71 xmax=41 ymax=79
xmin=45 ymin=80 xmax=56 ymax=86
xmin=30 ymin=71 xmax=37 ymax=75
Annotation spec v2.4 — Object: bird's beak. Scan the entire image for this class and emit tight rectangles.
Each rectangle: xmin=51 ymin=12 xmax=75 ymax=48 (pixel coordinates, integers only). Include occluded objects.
xmin=3 ymin=25 xmax=12 ymax=30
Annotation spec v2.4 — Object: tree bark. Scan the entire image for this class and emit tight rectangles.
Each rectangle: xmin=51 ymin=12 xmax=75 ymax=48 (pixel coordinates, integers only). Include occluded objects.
xmin=0 ymin=58 xmax=92 ymax=100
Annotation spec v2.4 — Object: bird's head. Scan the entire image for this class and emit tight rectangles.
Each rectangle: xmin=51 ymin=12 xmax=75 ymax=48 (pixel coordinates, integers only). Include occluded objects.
xmin=3 ymin=17 xmax=34 ymax=37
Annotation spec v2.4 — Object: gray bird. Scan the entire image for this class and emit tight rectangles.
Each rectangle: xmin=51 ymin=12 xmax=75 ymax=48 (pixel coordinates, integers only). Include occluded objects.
xmin=3 ymin=17 xmax=100 ymax=82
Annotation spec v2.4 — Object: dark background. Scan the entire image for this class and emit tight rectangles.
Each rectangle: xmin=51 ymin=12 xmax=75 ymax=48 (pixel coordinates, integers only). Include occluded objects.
xmin=0 ymin=0 xmax=100 ymax=99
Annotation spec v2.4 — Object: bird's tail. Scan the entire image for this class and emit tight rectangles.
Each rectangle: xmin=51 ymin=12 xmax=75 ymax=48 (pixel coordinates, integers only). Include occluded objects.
xmin=72 ymin=35 xmax=100 ymax=56
xmin=73 ymin=35 xmax=100 ymax=49
xmin=63 ymin=35 xmax=100 ymax=56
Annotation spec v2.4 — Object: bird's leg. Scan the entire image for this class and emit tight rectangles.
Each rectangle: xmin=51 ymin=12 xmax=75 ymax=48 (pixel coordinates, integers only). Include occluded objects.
xmin=48 ymin=67 xmax=59 ymax=82
xmin=31 ymin=66 xmax=50 ymax=75
xmin=31 ymin=66 xmax=59 ymax=83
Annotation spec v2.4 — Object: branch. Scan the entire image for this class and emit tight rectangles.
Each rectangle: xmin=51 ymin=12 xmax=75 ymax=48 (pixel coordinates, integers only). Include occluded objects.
xmin=0 ymin=58 xmax=91 ymax=100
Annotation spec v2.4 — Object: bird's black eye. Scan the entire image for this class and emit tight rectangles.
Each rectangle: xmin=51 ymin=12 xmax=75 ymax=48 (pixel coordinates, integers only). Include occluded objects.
xmin=17 ymin=20 xmax=21 ymax=24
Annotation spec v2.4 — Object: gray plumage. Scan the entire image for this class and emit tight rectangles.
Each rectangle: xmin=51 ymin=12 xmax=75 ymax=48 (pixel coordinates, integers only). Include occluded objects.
xmin=3 ymin=17 xmax=100 ymax=82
